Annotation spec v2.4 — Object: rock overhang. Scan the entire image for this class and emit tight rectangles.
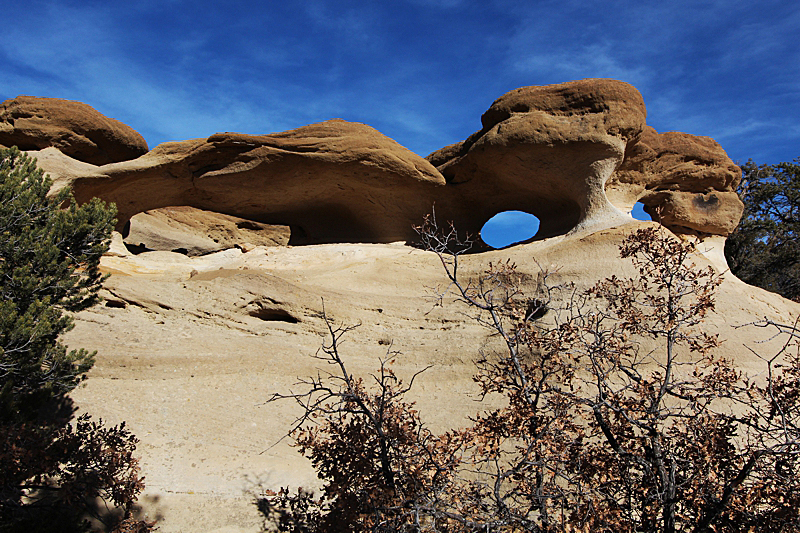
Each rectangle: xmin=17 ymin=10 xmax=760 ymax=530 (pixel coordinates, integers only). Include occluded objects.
xmin=5 ymin=78 xmax=743 ymax=248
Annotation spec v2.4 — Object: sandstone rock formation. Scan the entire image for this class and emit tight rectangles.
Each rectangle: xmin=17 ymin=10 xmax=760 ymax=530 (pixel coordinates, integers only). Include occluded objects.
xmin=5 ymin=79 xmax=785 ymax=531
xmin=0 ymin=96 xmax=148 ymax=165
xmin=38 ymin=119 xmax=446 ymax=244
xmin=428 ymin=79 xmax=648 ymax=239
xmin=125 ymin=206 xmax=290 ymax=256
xmin=25 ymin=78 xmax=743 ymax=248
xmin=606 ymin=126 xmax=744 ymax=235
xmin=63 ymin=221 xmax=799 ymax=532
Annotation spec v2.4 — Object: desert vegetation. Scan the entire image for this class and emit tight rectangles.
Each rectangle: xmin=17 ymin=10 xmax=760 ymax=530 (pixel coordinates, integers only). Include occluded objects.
xmin=263 ymin=214 xmax=800 ymax=532
xmin=0 ymin=147 xmax=152 ymax=532
xmin=3 ymin=136 xmax=800 ymax=532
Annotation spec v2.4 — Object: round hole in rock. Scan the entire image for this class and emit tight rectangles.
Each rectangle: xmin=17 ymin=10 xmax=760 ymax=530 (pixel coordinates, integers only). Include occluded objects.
xmin=480 ymin=211 xmax=541 ymax=249
xmin=632 ymin=201 xmax=652 ymax=221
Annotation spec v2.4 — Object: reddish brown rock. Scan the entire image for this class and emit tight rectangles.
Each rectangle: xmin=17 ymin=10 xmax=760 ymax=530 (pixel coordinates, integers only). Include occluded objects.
xmin=45 ymin=80 xmax=648 ymax=246
xmin=636 ymin=191 xmax=743 ymax=235
xmin=607 ymin=126 xmax=743 ymax=235
xmin=28 ymin=79 xmax=742 ymax=246
xmin=428 ymin=79 xmax=648 ymax=239
xmin=46 ymin=119 xmax=446 ymax=244
xmin=0 ymin=96 xmax=148 ymax=165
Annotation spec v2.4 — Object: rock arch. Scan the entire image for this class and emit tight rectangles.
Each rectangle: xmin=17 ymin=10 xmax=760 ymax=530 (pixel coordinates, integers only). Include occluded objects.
xmin=428 ymin=79 xmax=647 ymax=240
xmin=605 ymin=126 xmax=743 ymax=235
xmin=8 ymin=79 xmax=743 ymax=246
xmin=480 ymin=211 xmax=542 ymax=248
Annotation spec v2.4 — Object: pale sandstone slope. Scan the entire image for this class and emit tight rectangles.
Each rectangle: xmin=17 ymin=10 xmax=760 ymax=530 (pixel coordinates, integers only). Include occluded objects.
xmin=2 ymin=79 xmax=793 ymax=531
xmin=64 ymin=221 xmax=799 ymax=532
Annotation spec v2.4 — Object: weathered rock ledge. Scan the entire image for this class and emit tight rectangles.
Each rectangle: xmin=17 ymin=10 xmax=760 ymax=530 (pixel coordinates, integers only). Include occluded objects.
xmin=3 ymin=78 xmax=743 ymax=249
xmin=2 ymin=80 xmax=787 ymax=533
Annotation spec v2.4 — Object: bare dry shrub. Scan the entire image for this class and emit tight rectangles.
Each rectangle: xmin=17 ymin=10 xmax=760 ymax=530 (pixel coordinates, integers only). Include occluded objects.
xmin=265 ymin=217 xmax=800 ymax=533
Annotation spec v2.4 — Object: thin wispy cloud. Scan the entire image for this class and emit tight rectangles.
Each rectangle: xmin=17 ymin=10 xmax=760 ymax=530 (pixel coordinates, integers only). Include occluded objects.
xmin=511 ymin=43 xmax=650 ymax=90
xmin=0 ymin=0 xmax=796 ymax=166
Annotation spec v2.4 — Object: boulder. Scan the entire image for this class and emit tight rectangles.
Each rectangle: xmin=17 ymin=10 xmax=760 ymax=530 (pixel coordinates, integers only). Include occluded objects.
xmin=428 ymin=79 xmax=648 ymax=239
xmin=636 ymin=191 xmax=743 ymax=235
xmin=0 ymin=96 xmax=148 ymax=165
xmin=607 ymin=126 xmax=743 ymax=235
xmin=125 ymin=206 xmax=290 ymax=256
xmin=49 ymin=119 xmax=446 ymax=244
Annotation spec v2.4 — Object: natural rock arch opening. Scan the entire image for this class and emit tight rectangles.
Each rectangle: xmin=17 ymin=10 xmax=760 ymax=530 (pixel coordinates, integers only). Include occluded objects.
xmin=20 ymin=81 xmax=742 ymax=246
xmin=632 ymin=201 xmax=652 ymax=221
xmin=480 ymin=211 xmax=541 ymax=249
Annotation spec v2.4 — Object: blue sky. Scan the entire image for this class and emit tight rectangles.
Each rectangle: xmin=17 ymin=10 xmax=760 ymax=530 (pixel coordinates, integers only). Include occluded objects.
xmin=2 ymin=0 xmax=798 ymax=245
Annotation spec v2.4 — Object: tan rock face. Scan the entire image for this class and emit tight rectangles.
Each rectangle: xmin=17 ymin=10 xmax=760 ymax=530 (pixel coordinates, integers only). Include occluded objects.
xmin=428 ymin=79 xmax=648 ymax=239
xmin=125 ymin=206 xmax=290 ymax=256
xmin=607 ymin=126 xmax=743 ymax=235
xmin=58 ymin=119 xmax=447 ymax=244
xmin=63 ymin=222 xmax=800 ymax=532
xmin=25 ymin=79 xmax=742 ymax=245
xmin=0 ymin=96 xmax=148 ymax=165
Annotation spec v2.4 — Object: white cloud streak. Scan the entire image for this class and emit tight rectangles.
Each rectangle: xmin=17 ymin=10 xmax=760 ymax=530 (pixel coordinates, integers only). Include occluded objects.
xmin=0 ymin=0 xmax=797 ymax=164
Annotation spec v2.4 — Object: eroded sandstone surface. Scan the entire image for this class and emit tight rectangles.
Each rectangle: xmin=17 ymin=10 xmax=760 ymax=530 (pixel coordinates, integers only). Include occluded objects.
xmin=0 ymin=96 xmax=148 ymax=165
xmin=124 ymin=206 xmax=290 ymax=256
xmin=3 ymin=80 xmax=778 ymax=532
xmin=14 ymin=78 xmax=742 ymax=248
xmin=63 ymin=222 xmax=799 ymax=532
